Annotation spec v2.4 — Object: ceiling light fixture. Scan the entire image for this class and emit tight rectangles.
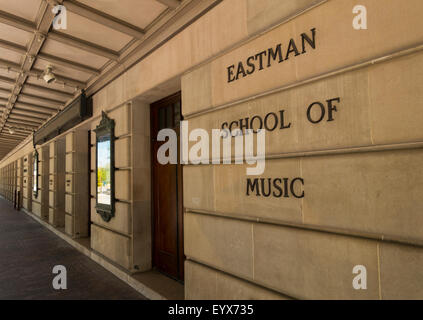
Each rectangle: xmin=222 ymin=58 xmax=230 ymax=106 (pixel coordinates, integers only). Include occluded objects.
xmin=8 ymin=127 xmax=15 ymax=135
xmin=43 ymin=65 xmax=56 ymax=84
xmin=37 ymin=33 xmax=45 ymax=43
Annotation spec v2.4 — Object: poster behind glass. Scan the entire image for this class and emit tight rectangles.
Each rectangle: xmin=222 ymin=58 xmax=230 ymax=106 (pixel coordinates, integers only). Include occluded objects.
xmin=97 ymin=137 xmax=111 ymax=205
xmin=33 ymin=156 xmax=37 ymax=193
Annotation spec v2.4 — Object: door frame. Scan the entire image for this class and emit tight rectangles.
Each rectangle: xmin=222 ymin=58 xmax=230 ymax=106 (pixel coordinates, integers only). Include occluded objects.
xmin=150 ymin=92 xmax=184 ymax=281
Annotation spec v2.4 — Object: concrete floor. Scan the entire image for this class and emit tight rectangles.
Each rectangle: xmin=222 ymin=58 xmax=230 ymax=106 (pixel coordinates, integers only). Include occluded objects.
xmin=0 ymin=197 xmax=146 ymax=300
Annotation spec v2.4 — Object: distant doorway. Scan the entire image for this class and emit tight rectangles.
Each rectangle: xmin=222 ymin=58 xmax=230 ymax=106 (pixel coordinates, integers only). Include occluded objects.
xmin=150 ymin=92 xmax=184 ymax=280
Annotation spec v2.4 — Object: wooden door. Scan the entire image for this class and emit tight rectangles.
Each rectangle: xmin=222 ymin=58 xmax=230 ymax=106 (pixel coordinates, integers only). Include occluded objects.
xmin=151 ymin=92 xmax=184 ymax=280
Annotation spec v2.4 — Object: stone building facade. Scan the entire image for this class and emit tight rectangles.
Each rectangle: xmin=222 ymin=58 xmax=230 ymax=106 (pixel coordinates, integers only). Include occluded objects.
xmin=0 ymin=0 xmax=422 ymax=299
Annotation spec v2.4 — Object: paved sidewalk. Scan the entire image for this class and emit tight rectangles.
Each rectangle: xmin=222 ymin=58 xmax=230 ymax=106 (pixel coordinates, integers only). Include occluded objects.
xmin=0 ymin=197 xmax=146 ymax=300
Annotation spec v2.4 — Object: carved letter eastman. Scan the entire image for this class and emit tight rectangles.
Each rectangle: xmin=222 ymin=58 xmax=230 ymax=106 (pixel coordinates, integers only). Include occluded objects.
xmin=227 ymin=28 xmax=317 ymax=83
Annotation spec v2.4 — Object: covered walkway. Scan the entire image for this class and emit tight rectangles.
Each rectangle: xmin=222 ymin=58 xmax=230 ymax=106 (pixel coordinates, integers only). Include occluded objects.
xmin=0 ymin=197 xmax=146 ymax=300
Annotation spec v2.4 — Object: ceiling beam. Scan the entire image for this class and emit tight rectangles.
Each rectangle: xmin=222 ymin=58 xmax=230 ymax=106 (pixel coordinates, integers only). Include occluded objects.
xmin=0 ymin=4 xmax=45 ymax=135
xmin=10 ymin=111 xmax=48 ymax=121
xmin=12 ymin=107 xmax=53 ymax=118
xmin=0 ymin=58 xmax=21 ymax=72
xmin=3 ymin=126 xmax=32 ymax=135
xmin=3 ymin=134 xmax=30 ymax=140
xmin=1 ymin=123 xmax=30 ymax=132
xmin=0 ymin=76 xmax=16 ymax=86
xmin=19 ymin=92 xmax=66 ymax=106
xmin=0 ymin=38 xmax=27 ymax=55
xmin=0 ymin=145 xmax=22 ymax=151
xmin=0 ymin=133 xmax=26 ymax=140
xmin=3 ymin=122 xmax=35 ymax=132
xmin=156 ymin=0 xmax=181 ymax=9
xmin=48 ymin=31 xmax=119 ymax=60
xmin=0 ymin=148 xmax=18 ymax=154
xmin=0 ymin=9 xmax=36 ymax=33
xmin=0 ymin=136 xmax=25 ymax=145
xmin=0 ymin=60 xmax=83 ymax=95
xmin=5 ymin=132 xmax=31 ymax=138
xmin=4 ymin=122 xmax=33 ymax=130
xmin=0 ymin=87 xmax=12 ymax=96
xmin=9 ymin=114 xmax=44 ymax=123
xmin=7 ymin=115 xmax=43 ymax=124
xmin=0 ymin=8 xmax=119 ymax=60
xmin=0 ymin=89 xmax=12 ymax=108
xmin=0 ymin=39 xmax=100 ymax=76
xmin=24 ymin=82 xmax=74 ymax=99
xmin=7 ymin=121 xmax=41 ymax=129
xmin=7 ymin=119 xmax=40 ymax=128
xmin=18 ymin=92 xmax=65 ymax=106
xmin=29 ymin=68 xmax=86 ymax=88
xmin=37 ymin=53 xmax=101 ymax=75
xmin=0 ymin=131 xmax=28 ymax=139
xmin=0 ymin=143 xmax=20 ymax=147
xmin=15 ymin=101 xmax=58 ymax=113
xmin=1 ymin=127 xmax=28 ymax=134
xmin=85 ymin=0 xmax=223 ymax=96
xmin=0 ymin=137 xmax=21 ymax=142
xmin=64 ymin=0 xmax=145 ymax=39
xmin=0 ymin=10 xmax=119 ymax=60
xmin=0 ymin=147 xmax=17 ymax=152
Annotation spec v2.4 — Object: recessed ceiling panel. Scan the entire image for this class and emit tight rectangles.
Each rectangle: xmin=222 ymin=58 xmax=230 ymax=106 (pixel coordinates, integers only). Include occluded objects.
xmin=26 ymin=77 xmax=75 ymax=94
xmin=41 ymin=38 xmax=109 ymax=69
xmin=0 ymin=47 xmax=23 ymax=65
xmin=0 ymin=0 xmax=43 ymax=22
xmin=21 ymin=86 xmax=69 ymax=103
xmin=33 ymin=59 xmax=92 ymax=84
xmin=0 ymin=22 xmax=32 ymax=46
xmin=0 ymin=69 xmax=18 ymax=79
xmin=0 ymin=91 xmax=9 ymax=99
xmin=76 ymin=0 xmax=168 ymax=30
xmin=18 ymin=96 xmax=62 ymax=109
xmin=0 ymin=82 xmax=12 ymax=90
xmin=57 ymin=11 xmax=132 ymax=52
xmin=26 ymin=76 xmax=76 ymax=94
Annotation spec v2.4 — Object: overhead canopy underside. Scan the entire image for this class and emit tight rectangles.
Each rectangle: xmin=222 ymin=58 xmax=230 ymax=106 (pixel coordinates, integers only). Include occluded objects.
xmin=0 ymin=0 xmax=184 ymax=159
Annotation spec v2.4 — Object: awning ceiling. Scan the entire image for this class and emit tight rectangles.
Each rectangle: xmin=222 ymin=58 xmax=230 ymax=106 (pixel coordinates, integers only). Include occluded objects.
xmin=0 ymin=0 xmax=184 ymax=159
